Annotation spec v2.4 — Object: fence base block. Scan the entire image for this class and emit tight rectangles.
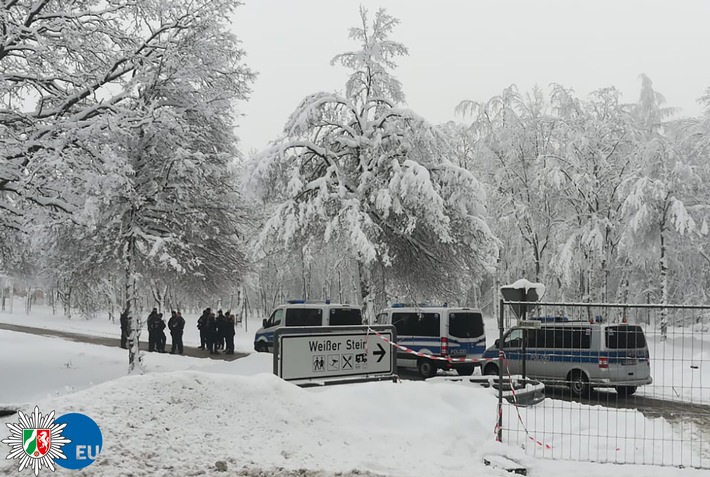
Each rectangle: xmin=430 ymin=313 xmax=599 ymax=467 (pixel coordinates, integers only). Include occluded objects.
xmin=483 ymin=455 xmax=527 ymax=476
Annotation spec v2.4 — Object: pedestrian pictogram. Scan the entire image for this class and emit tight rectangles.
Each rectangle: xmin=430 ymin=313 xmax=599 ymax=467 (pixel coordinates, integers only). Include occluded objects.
xmin=313 ymin=355 xmax=325 ymax=372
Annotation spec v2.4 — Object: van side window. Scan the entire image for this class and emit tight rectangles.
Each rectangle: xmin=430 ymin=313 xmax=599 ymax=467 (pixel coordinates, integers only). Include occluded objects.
xmin=392 ymin=312 xmax=440 ymax=336
xmin=285 ymin=308 xmax=322 ymax=326
xmin=419 ymin=313 xmax=440 ymax=336
xmin=330 ymin=308 xmax=362 ymax=325
xmin=531 ymin=327 xmax=591 ymax=348
xmin=392 ymin=313 xmax=418 ymax=335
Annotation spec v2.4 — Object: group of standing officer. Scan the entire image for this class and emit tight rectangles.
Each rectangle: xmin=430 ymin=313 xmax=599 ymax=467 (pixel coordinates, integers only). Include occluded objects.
xmin=119 ymin=308 xmax=187 ymax=355
xmin=196 ymin=308 xmax=237 ymax=355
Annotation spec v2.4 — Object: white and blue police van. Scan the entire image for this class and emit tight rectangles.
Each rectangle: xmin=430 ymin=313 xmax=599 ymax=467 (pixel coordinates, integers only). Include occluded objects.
xmin=481 ymin=320 xmax=652 ymax=397
xmin=374 ymin=304 xmax=487 ymax=379
xmin=254 ymin=300 xmax=363 ymax=352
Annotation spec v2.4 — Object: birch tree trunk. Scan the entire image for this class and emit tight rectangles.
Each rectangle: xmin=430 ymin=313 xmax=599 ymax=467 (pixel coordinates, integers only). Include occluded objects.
xmin=63 ymin=286 xmax=71 ymax=319
xmin=358 ymin=260 xmax=375 ymax=323
xmin=659 ymin=221 xmax=669 ymax=340
xmin=125 ymin=236 xmax=143 ymax=374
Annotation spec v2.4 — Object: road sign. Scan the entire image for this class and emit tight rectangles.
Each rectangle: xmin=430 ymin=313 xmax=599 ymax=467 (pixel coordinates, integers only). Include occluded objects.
xmin=274 ymin=325 xmax=396 ymax=383
xmin=501 ymin=279 xmax=546 ymax=319
xmin=516 ymin=320 xmax=542 ymax=329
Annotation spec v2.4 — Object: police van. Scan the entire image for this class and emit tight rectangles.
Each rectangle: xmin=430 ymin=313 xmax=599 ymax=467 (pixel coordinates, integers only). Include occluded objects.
xmin=254 ymin=300 xmax=363 ymax=352
xmin=374 ymin=304 xmax=486 ymax=379
xmin=481 ymin=321 xmax=652 ymax=397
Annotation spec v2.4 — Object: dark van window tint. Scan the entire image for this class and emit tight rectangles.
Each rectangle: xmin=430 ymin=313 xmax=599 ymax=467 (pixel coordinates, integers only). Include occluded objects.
xmin=606 ymin=325 xmax=647 ymax=349
xmin=418 ymin=313 xmax=440 ymax=337
xmin=392 ymin=313 xmax=418 ymax=335
xmin=392 ymin=312 xmax=440 ymax=337
xmin=449 ymin=312 xmax=484 ymax=339
xmin=330 ymin=308 xmax=362 ymax=325
xmin=285 ymin=308 xmax=322 ymax=327
xmin=530 ymin=327 xmax=590 ymax=349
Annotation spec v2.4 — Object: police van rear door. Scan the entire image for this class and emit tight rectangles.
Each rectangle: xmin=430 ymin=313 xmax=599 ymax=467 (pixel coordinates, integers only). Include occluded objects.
xmin=604 ymin=325 xmax=650 ymax=381
xmin=447 ymin=310 xmax=486 ymax=358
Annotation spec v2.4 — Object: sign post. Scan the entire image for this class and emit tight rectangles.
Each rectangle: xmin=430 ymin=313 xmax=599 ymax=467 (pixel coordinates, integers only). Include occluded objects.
xmin=500 ymin=279 xmax=546 ymax=380
xmin=274 ymin=325 xmax=397 ymax=386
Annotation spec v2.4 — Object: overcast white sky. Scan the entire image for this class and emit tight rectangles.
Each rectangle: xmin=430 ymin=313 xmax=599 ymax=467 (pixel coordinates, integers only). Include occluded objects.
xmin=232 ymin=0 xmax=710 ymax=153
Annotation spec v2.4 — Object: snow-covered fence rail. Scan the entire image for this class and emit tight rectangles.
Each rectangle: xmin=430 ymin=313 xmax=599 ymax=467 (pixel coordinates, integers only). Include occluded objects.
xmin=497 ymin=300 xmax=710 ymax=469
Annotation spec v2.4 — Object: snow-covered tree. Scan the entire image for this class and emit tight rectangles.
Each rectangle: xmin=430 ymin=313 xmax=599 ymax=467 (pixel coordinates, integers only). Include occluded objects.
xmin=621 ymin=76 xmax=702 ymax=336
xmin=678 ymin=89 xmax=710 ymax=303
xmin=544 ymin=86 xmax=636 ymax=303
xmin=0 ymin=1 xmax=251 ymax=218
xmin=1 ymin=0 xmax=254 ymax=371
xmin=250 ymin=7 xmax=498 ymax=320
xmin=457 ymin=85 xmax=563 ymax=292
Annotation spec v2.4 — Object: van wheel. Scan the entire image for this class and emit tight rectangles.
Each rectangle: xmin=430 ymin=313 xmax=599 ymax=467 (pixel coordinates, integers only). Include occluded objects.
xmin=417 ymin=358 xmax=437 ymax=379
xmin=456 ymin=365 xmax=476 ymax=376
xmin=483 ymin=363 xmax=499 ymax=376
xmin=568 ymin=370 xmax=590 ymax=397
xmin=255 ymin=342 xmax=267 ymax=353
xmin=615 ymin=386 xmax=637 ymax=397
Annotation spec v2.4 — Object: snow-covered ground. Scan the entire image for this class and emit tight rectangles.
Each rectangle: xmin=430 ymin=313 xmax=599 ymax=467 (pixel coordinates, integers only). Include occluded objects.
xmin=645 ymin=327 xmax=709 ymax=403
xmin=1 ymin=303 xmax=709 ymax=475
xmin=0 ymin=302 xmax=260 ymax=354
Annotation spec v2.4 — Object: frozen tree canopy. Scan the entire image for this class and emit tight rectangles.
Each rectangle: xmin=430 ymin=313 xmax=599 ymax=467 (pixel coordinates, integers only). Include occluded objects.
xmin=2 ymin=3 xmax=710 ymax=346
xmin=250 ymin=7 xmax=499 ymax=319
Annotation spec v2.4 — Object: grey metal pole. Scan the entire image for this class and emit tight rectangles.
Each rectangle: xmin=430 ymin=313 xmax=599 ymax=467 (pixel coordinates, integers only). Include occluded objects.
xmin=521 ymin=295 xmax=527 ymax=380
xmin=497 ymin=298 xmax=504 ymax=443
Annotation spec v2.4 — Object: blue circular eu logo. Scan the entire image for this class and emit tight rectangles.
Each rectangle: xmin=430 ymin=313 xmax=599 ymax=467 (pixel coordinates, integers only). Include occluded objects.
xmin=53 ymin=413 xmax=102 ymax=469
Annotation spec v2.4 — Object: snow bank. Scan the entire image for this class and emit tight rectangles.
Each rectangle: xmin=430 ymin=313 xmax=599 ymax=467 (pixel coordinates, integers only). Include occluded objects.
xmin=1 ymin=371 xmax=497 ymax=477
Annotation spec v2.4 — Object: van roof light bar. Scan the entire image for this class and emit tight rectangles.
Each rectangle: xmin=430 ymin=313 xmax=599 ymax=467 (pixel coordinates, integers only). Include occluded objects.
xmin=286 ymin=299 xmax=339 ymax=305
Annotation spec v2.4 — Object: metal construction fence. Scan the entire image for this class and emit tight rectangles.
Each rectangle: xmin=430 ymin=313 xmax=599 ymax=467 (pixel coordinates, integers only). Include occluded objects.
xmin=496 ymin=300 xmax=710 ymax=469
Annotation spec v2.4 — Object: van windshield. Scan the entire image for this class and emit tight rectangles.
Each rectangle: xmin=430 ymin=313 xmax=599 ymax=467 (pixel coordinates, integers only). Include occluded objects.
xmin=449 ymin=312 xmax=484 ymax=339
xmin=605 ymin=325 xmax=647 ymax=349
xmin=330 ymin=308 xmax=362 ymax=325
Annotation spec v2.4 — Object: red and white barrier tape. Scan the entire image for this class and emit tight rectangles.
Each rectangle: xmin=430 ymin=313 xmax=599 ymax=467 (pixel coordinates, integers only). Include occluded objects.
xmin=366 ymin=326 xmax=499 ymax=364
xmin=500 ymin=352 xmax=553 ymax=450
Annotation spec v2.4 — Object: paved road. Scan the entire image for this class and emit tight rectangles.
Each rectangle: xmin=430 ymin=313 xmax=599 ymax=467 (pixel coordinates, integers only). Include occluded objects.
xmin=0 ymin=322 xmax=249 ymax=361
xmin=542 ymin=385 xmax=710 ymax=419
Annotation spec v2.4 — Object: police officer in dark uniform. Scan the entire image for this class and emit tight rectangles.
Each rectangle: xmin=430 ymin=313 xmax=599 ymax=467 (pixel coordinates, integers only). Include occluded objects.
xmin=147 ymin=308 xmax=160 ymax=351
xmin=157 ymin=313 xmax=167 ymax=352
xmin=225 ymin=313 xmax=236 ymax=355
xmin=206 ymin=311 xmax=219 ymax=354
xmin=197 ymin=308 xmax=209 ymax=350
xmin=120 ymin=310 xmax=129 ymax=349
xmin=169 ymin=311 xmax=186 ymax=354
xmin=216 ymin=310 xmax=227 ymax=350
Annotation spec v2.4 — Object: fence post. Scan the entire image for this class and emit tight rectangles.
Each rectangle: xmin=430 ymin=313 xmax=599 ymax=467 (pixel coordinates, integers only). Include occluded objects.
xmin=497 ymin=298 xmax=504 ymax=443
